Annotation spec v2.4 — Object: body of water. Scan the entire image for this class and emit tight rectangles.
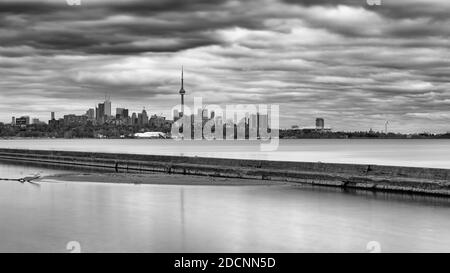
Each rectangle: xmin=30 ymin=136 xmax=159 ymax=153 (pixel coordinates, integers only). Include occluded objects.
xmin=0 ymin=163 xmax=449 ymax=253
xmin=0 ymin=138 xmax=449 ymax=168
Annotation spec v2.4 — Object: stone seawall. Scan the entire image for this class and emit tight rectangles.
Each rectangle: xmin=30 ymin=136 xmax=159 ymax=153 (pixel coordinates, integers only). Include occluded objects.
xmin=0 ymin=148 xmax=449 ymax=196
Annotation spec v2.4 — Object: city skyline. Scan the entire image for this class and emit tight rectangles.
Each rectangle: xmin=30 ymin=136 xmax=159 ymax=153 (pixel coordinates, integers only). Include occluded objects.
xmin=0 ymin=0 xmax=449 ymax=133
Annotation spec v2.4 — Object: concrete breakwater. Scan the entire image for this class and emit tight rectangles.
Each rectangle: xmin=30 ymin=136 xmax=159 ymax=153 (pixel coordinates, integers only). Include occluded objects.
xmin=0 ymin=148 xmax=449 ymax=196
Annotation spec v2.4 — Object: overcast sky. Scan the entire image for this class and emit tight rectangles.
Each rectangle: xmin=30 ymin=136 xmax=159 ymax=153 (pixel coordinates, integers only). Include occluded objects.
xmin=0 ymin=0 xmax=449 ymax=132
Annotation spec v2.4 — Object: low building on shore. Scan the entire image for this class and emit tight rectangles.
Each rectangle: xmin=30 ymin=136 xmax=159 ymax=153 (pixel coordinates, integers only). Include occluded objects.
xmin=134 ymin=132 xmax=168 ymax=139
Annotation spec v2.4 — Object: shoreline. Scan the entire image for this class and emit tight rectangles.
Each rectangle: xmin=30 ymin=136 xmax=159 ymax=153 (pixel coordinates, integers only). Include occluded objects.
xmin=0 ymin=148 xmax=449 ymax=197
xmin=41 ymin=172 xmax=287 ymax=186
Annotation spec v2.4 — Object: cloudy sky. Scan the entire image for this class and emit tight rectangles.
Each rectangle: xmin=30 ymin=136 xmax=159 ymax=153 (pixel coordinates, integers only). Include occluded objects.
xmin=0 ymin=0 xmax=449 ymax=133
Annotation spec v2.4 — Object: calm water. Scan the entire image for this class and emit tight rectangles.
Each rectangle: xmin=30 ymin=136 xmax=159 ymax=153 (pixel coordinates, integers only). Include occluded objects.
xmin=0 ymin=163 xmax=450 ymax=253
xmin=0 ymin=138 xmax=450 ymax=168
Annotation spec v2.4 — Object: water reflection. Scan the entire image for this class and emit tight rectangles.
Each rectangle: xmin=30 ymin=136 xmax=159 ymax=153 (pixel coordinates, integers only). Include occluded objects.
xmin=0 ymin=162 xmax=449 ymax=253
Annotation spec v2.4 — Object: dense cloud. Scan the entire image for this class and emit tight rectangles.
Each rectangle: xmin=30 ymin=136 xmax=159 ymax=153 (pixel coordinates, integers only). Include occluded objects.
xmin=0 ymin=0 xmax=449 ymax=132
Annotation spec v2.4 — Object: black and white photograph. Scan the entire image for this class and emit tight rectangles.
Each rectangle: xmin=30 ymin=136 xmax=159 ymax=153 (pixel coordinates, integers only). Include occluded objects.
xmin=0 ymin=0 xmax=449 ymax=260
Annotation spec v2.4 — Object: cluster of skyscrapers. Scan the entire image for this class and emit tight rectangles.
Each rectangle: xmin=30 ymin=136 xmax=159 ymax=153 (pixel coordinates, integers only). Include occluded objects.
xmin=9 ymin=68 xmax=277 ymax=135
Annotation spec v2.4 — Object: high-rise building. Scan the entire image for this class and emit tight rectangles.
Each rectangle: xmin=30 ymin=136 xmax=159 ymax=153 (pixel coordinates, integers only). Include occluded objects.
xmin=85 ymin=109 xmax=95 ymax=121
xmin=104 ymin=96 xmax=111 ymax=117
xmin=51 ymin=112 xmax=55 ymax=120
xmin=316 ymin=118 xmax=325 ymax=130
xmin=115 ymin=108 xmax=129 ymax=119
xmin=97 ymin=102 xmax=105 ymax=123
xmin=131 ymin=112 xmax=138 ymax=126
xmin=141 ymin=108 xmax=149 ymax=125
xmin=179 ymin=66 xmax=186 ymax=117
xmin=116 ymin=108 xmax=124 ymax=119
xmin=11 ymin=117 xmax=15 ymax=125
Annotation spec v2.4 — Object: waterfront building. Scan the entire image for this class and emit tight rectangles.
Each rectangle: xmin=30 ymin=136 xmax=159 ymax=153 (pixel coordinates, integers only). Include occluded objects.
xmin=316 ymin=118 xmax=325 ymax=130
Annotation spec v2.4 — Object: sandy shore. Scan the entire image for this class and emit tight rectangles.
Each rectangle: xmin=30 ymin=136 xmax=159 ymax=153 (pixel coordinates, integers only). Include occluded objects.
xmin=41 ymin=172 xmax=290 ymax=186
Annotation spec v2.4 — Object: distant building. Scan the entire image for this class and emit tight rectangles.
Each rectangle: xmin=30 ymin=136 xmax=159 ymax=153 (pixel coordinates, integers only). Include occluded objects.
xmin=85 ymin=109 xmax=95 ymax=121
xmin=141 ymin=109 xmax=149 ymax=125
xmin=297 ymin=118 xmax=331 ymax=133
xmin=96 ymin=103 xmax=105 ymax=124
xmin=32 ymin=118 xmax=41 ymax=125
xmin=149 ymin=115 xmax=166 ymax=128
xmin=134 ymin=132 xmax=168 ymax=139
xmin=104 ymin=97 xmax=112 ymax=117
xmin=51 ymin=112 xmax=55 ymax=120
xmin=15 ymin=116 xmax=30 ymax=126
xmin=63 ymin=114 xmax=88 ymax=126
xmin=11 ymin=117 xmax=15 ymax=125
xmin=316 ymin=118 xmax=325 ymax=130
xmin=116 ymin=108 xmax=129 ymax=119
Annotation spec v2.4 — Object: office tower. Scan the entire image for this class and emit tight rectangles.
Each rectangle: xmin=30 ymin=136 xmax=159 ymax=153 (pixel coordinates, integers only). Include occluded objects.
xmin=51 ymin=112 xmax=55 ymax=120
xmin=11 ymin=117 xmax=15 ymax=125
xmin=97 ymin=103 xmax=105 ymax=118
xmin=116 ymin=108 xmax=124 ymax=119
xmin=141 ymin=108 xmax=149 ymax=125
xmin=179 ymin=66 xmax=186 ymax=116
xmin=131 ymin=113 xmax=137 ymax=125
xmin=104 ymin=96 xmax=111 ymax=117
xmin=85 ymin=109 xmax=95 ymax=121
xmin=316 ymin=118 xmax=325 ymax=130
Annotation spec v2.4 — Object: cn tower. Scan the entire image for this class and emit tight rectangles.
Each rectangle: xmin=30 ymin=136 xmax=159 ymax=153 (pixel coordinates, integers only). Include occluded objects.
xmin=179 ymin=66 xmax=186 ymax=117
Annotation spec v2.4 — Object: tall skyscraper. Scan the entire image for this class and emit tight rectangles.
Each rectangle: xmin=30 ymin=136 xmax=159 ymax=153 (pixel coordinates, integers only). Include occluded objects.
xmin=179 ymin=66 xmax=186 ymax=116
xmin=104 ymin=96 xmax=111 ymax=117
xmin=51 ymin=112 xmax=55 ymax=120
xmin=131 ymin=112 xmax=137 ymax=125
xmin=142 ymin=108 xmax=149 ymax=125
xmin=97 ymin=103 xmax=105 ymax=118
